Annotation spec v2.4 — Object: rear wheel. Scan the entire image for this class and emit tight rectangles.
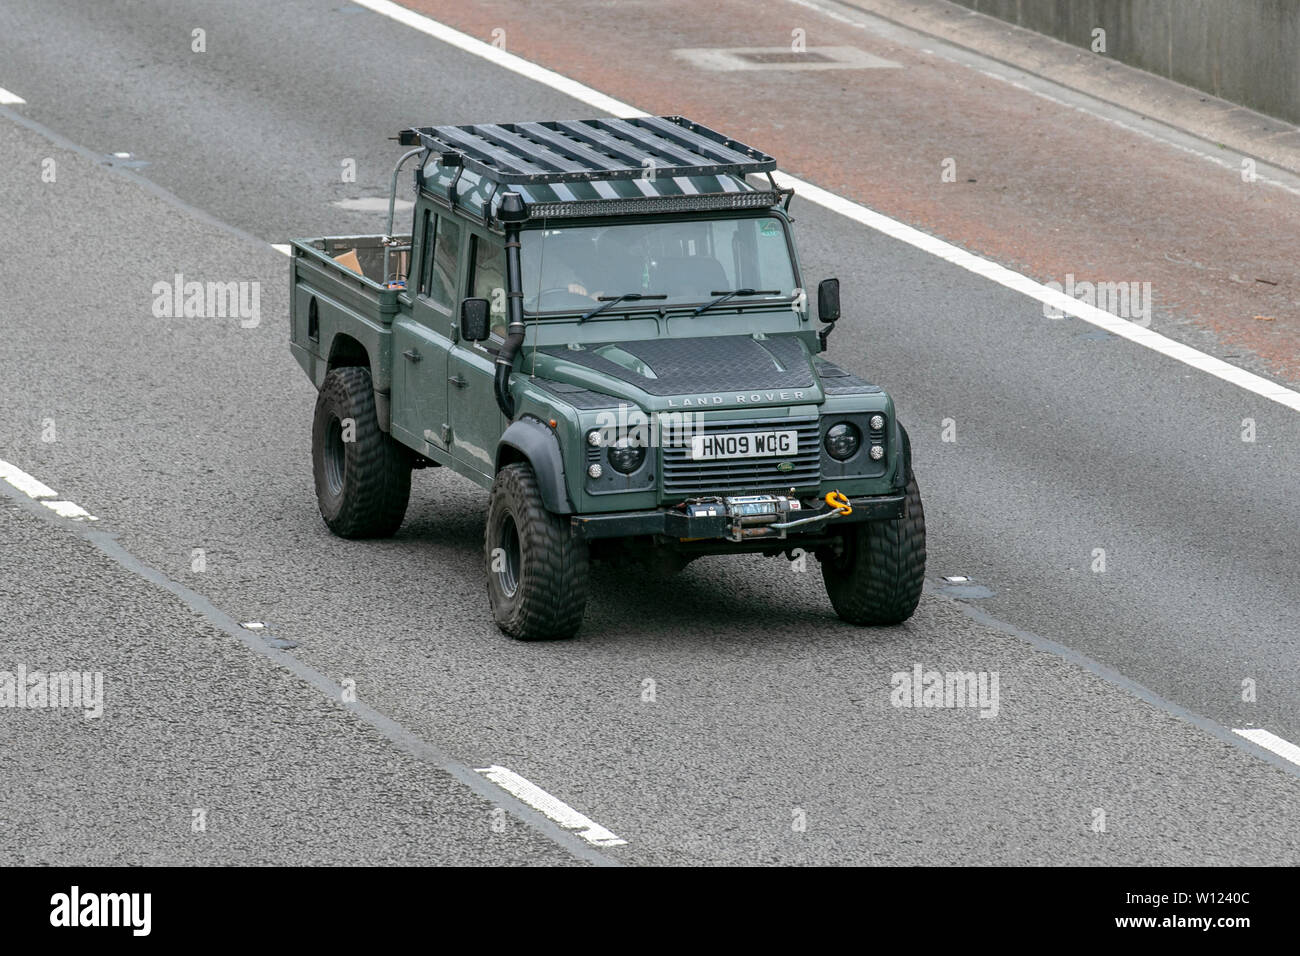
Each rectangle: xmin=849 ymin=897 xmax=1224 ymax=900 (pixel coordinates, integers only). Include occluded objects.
xmin=312 ymin=366 xmax=411 ymax=538
xmin=485 ymin=463 xmax=589 ymax=640
xmin=820 ymin=473 xmax=926 ymax=625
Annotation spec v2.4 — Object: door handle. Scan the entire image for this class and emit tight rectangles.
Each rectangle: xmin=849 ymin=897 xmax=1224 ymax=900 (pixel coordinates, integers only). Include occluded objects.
xmin=403 ymin=348 xmax=421 ymax=362
xmin=448 ymin=374 xmax=467 ymax=388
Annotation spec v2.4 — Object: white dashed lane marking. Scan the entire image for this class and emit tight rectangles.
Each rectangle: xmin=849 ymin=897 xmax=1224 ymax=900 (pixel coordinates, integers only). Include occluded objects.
xmin=476 ymin=765 xmax=627 ymax=848
xmin=40 ymin=500 xmax=97 ymax=520
xmin=1233 ymin=729 xmax=1300 ymax=768
xmin=0 ymin=86 xmax=26 ymax=105
xmin=0 ymin=459 xmax=98 ymax=521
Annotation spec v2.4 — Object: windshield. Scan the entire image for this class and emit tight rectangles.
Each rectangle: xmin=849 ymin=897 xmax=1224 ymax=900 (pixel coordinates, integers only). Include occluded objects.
xmin=519 ymin=215 xmax=798 ymax=315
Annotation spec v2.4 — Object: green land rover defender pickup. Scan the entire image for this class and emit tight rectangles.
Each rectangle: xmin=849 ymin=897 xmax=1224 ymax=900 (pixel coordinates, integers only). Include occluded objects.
xmin=288 ymin=116 xmax=925 ymax=640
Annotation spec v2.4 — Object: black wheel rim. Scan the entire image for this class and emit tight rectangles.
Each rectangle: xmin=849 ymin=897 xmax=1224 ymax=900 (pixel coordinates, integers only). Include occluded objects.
xmin=497 ymin=514 xmax=522 ymax=597
xmin=324 ymin=416 xmax=346 ymax=496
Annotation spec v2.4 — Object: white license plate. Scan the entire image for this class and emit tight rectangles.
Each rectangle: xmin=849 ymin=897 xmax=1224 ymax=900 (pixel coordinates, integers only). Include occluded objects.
xmin=690 ymin=429 xmax=798 ymax=461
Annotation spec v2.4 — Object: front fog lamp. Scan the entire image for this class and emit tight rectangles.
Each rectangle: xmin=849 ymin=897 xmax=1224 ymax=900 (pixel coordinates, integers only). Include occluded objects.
xmin=607 ymin=439 xmax=647 ymax=475
xmin=824 ymin=422 xmax=861 ymax=461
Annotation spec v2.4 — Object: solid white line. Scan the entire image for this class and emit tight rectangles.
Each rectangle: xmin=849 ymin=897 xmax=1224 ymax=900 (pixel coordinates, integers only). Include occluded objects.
xmin=769 ymin=171 xmax=1300 ymax=414
xmin=0 ymin=459 xmax=98 ymax=520
xmin=476 ymin=765 xmax=627 ymax=847
xmin=350 ymin=0 xmax=633 ymax=116
xmin=1233 ymin=728 xmax=1300 ymax=768
xmin=0 ymin=86 xmax=26 ymax=105
xmin=350 ymin=0 xmax=1300 ymax=415
xmin=270 ymin=243 xmax=292 ymax=256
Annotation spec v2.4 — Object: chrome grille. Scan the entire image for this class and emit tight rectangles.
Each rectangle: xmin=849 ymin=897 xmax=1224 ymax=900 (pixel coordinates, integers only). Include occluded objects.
xmin=660 ymin=416 xmax=821 ymax=497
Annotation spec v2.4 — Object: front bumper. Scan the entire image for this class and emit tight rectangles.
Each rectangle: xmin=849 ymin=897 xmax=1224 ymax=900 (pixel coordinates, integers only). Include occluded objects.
xmin=569 ymin=493 xmax=907 ymax=541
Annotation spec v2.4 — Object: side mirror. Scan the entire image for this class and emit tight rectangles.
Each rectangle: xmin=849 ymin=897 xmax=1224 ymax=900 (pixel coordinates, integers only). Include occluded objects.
xmin=817 ymin=278 xmax=841 ymax=324
xmin=460 ymin=298 xmax=491 ymax=342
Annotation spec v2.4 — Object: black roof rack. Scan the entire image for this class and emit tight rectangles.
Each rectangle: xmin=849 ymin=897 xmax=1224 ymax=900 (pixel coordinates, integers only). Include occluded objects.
xmin=397 ymin=116 xmax=777 ymax=186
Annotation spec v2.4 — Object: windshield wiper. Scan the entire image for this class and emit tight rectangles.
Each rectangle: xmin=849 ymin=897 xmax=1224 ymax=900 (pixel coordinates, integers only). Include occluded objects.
xmin=691 ymin=289 xmax=781 ymax=317
xmin=579 ymin=292 xmax=667 ymax=323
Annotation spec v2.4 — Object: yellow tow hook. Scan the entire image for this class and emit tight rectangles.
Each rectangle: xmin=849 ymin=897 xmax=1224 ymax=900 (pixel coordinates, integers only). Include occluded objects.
xmin=824 ymin=491 xmax=852 ymax=516
xmin=770 ymin=490 xmax=853 ymax=531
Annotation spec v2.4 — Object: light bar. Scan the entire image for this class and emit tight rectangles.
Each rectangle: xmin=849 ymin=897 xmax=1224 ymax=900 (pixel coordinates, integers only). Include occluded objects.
xmin=524 ymin=190 xmax=783 ymax=220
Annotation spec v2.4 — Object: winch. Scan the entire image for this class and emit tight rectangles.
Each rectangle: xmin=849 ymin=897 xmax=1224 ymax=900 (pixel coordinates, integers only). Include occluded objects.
xmin=683 ymin=493 xmax=851 ymax=541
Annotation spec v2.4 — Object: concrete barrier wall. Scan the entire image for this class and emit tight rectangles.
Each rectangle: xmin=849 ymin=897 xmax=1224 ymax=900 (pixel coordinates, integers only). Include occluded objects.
xmin=949 ymin=1 xmax=1300 ymax=124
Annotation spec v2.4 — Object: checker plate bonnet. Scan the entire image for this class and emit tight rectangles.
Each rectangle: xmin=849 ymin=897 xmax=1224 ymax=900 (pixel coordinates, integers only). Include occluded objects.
xmin=538 ymin=335 xmax=816 ymax=397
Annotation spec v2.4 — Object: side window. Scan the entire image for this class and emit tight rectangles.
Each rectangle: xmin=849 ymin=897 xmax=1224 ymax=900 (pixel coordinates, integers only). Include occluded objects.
xmin=471 ymin=235 xmax=508 ymax=338
xmin=420 ymin=214 xmax=461 ymax=310
xmin=418 ymin=211 xmax=434 ymax=296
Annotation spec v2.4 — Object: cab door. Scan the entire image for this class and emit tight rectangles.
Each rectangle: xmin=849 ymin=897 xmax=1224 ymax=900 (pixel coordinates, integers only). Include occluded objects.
xmin=447 ymin=231 xmax=507 ymax=478
xmin=391 ymin=209 xmax=462 ymax=453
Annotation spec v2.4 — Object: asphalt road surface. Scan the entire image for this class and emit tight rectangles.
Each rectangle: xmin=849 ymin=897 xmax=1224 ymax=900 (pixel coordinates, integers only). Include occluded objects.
xmin=1 ymin=0 xmax=1297 ymax=865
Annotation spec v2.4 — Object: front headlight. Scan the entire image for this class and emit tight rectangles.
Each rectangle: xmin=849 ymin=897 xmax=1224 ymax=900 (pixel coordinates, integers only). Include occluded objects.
xmin=824 ymin=422 xmax=861 ymax=461
xmin=607 ymin=439 xmax=647 ymax=474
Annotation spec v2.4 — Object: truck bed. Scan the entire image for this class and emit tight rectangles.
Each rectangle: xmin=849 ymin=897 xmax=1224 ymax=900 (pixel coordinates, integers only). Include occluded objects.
xmin=288 ymin=234 xmax=412 ymax=418
xmin=296 ymin=235 xmax=410 ymax=288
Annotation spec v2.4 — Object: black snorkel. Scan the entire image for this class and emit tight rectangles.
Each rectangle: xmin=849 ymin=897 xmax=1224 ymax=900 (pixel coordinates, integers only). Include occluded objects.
xmin=494 ymin=191 xmax=528 ymax=419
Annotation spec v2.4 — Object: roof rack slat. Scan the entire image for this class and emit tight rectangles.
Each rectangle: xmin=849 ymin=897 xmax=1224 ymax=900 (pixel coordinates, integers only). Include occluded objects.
xmin=632 ymin=115 xmax=765 ymax=166
xmin=473 ymin=124 xmax=588 ymax=174
xmin=592 ymin=118 xmax=715 ymax=167
xmin=512 ymin=122 xmax=628 ymax=173
xmin=432 ymin=125 xmax=548 ymax=176
xmin=550 ymin=120 xmax=659 ymax=169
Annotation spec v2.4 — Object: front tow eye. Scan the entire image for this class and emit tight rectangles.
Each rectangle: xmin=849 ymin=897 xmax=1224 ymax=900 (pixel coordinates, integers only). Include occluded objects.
xmin=769 ymin=490 xmax=853 ymax=531
xmin=824 ymin=491 xmax=852 ymax=515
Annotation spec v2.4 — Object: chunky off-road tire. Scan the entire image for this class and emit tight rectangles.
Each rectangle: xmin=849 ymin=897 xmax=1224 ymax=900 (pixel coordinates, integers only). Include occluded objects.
xmin=820 ymin=473 xmax=926 ymax=625
xmin=485 ymin=463 xmax=589 ymax=641
xmin=312 ymin=366 xmax=411 ymax=538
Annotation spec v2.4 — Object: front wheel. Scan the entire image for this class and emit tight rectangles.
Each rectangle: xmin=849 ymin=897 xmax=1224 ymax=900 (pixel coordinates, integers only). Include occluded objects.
xmin=820 ymin=473 xmax=926 ymax=625
xmin=485 ymin=463 xmax=589 ymax=640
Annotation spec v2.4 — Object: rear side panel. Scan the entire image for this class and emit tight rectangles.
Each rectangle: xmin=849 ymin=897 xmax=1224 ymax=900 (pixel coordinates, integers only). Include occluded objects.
xmin=289 ymin=237 xmax=401 ymax=400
